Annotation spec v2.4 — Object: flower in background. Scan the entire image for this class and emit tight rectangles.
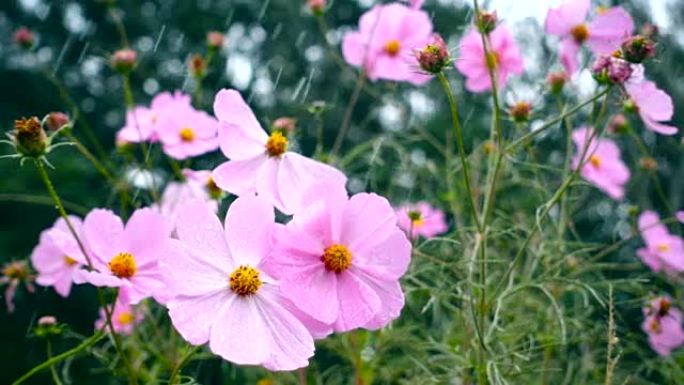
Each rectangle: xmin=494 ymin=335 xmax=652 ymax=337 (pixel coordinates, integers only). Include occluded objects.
xmin=342 ymin=3 xmax=433 ymax=85
xmin=272 ymin=117 xmax=297 ymax=134
xmin=455 ymin=25 xmax=524 ymax=93
xmin=211 ymin=89 xmax=346 ymax=215
xmin=636 ymin=211 xmax=684 ymax=274
xmin=110 ymin=49 xmax=137 ymax=73
xmin=307 ymin=0 xmax=326 ymax=15
xmin=162 ymin=197 xmax=315 ymax=370
xmin=547 ymin=71 xmax=569 ymax=94
xmin=677 ymin=212 xmax=684 ymax=223
xmin=116 ymin=91 xmax=192 ymax=144
xmin=1 ymin=261 xmax=35 ymax=313
xmin=45 ymin=112 xmax=70 ymax=131
xmin=154 ymin=169 xmax=220 ymax=228
xmin=642 ymin=296 xmax=684 ymax=356
xmin=545 ymin=0 xmax=634 ymax=73
xmin=13 ymin=27 xmax=35 ymax=49
xmin=396 ymin=201 xmax=448 ymax=239
xmin=30 ymin=216 xmax=87 ymax=298
xmin=572 ymin=127 xmax=629 ymax=200
xmin=75 ymin=208 xmax=171 ymax=304
xmin=207 ymin=31 xmax=225 ymax=50
xmin=156 ymin=104 xmax=219 ymax=160
xmin=268 ymin=182 xmax=412 ymax=332
xmin=624 ymin=80 xmax=678 ymax=136
xmin=95 ymin=288 xmax=142 ymax=335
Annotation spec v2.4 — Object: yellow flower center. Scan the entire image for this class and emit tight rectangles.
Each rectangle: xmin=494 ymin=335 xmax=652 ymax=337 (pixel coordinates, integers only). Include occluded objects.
xmin=265 ymin=131 xmax=288 ymax=157
xmin=109 ymin=252 xmax=136 ymax=279
xmin=571 ymin=24 xmax=589 ymax=44
xmin=179 ymin=127 xmax=195 ymax=142
xmin=589 ymin=155 xmax=602 ymax=168
xmin=408 ymin=210 xmax=424 ymax=228
xmin=117 ymin=311 xmax=134 ymax=325
xmin=321 ymin=244 xmax=352 ymax=273
xmin=384 ymin=39 xmax=401 ymax=56
xmin=656 ymin=243 xmax=671 ymax=253
xmin=229 ymin=265 xmax=262 ymax=296
xmin=649 ymin=318 xmax=662 ymax=333
xmin=64 ymin=256 xmax=78 ymax=266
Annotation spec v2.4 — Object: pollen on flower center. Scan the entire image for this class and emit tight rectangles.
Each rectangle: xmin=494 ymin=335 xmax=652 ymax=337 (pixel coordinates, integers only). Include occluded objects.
xmin=179 ymin=127 xmax=195 ymax=142
xmin=649 ymin=317 xmax=662 ymax=333
xmin=118 ymin=311 xmax=134 ymax=325
xmin=265 ymin=131 xmax=288 ymax=157
xmin=109 ymin=252 xmax=136 ymax=279
xmin=384 ymin=39 xmax=401 ymax=56
xmin=589 ymin=155 xmax=602 ymax=168
xmin=571 ymin=24 xmax=589 ymax=43
xmin=656 ymin=243 xmax=671 ymax=253
xmin=64 ymin=256 xmax=78 ymax=266
xmin=229 ymin=265 xmax=262 ymax=296
xmin=321 ymin=244 xmax=352 ymax=273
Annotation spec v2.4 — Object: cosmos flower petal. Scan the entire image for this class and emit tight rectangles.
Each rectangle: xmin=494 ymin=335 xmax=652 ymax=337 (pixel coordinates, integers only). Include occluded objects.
xmin=83 ymin=209 xmax=124 ymax=266
xmin=280 ymin=265 xmax=340 ymax=324
xmin=213 ymin=89 xmax=269 ymax=147
xmin=212 ymin=155 xmax=266 ymax=197
xmin=209 ymin=296 xmax=271 ymax=365
xmin=341 ymin=193 xmax=398 ymax=252
xmin=168 ymin=290 xmax=232 ymax=345
xmin=332 ymin=271 xmax=382 ymax=332
xmin=175 ymin=200 xmax=232 ymax=271
xmin=224 ymin=195 xmax=275 ymax=266
xmin=544 ymin=0 xmax=590 ymax=36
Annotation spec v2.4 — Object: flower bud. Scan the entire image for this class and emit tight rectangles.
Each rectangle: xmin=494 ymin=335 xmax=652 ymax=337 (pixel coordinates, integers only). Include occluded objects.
xmin=307 ymin=0 xmax=326 ymax=15
xmin=207 ymin=31 xmax=225 ymax=50
xmin=2 ymin=261 xmax=30 ymax=280
xmin=45 ymin=112 xmax=70 ymax=131
xmin=623 ymin=98 xmax=638 ymax=114
xmin=307 ymin=100 xmax=328 ymax=115
xmin=273 ymin=117 xmax=297 ymax=133
xmin=13 ymin=117 xmax=47 ymax=157
xmin=509 ymin=101 xmax=532 ymax=123
xmin=13 ymin=27 xmax=35 ymax=49
xmin=621 ymin=35 xmax=656 ymax=64
xmin=188 ymin=54 xmax=206 ymax=78
xmin=111 ymin=49 xmax=137 ymax=73
xmin=607 ymin=114 xmax=629 ymax=134
xmin=38 ymin=316 xmax=57 ymax=326
xmin=639 ymin=156 xmax=658 ymax=172
xmin=416 ymin=34 xmax=450 ymax=74
xmin=592 ymin=56 xmax=632 ymax=85
xmin=547 ymin=71 xmax=568 ymax=94
xmin=477 ymin=10 xmax=498 ymax=35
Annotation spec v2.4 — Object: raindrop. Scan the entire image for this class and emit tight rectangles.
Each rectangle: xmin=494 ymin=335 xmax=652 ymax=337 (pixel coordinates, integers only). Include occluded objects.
xmin=153 ymin=25 xmax=167 ymax=53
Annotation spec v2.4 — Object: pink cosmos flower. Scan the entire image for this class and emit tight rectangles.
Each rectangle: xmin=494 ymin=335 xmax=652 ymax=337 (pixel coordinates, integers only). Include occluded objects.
xmin=395 ymin=201 xmax=448 ymax=239
xmin=642 ymin=296 xmax=684 ymax=356
xmin=342 ymin=3 xmax=433 ymax=85
xmin=455 ymin=25 xmax=524 ymax=93
xmin=677 ymin=212 xmax=684 ymax=223
xmin=75 ymin=208 xmax=171 ymax=304
xmin=1 ymin=261 xmax=35 ymax=313
xmin=95 ymin=288 xmax=142 ymax=335
xmin=154 ymin=169 xmax=221 ymax=230
xmin=572 ymin=127 xmax=629 ymax=200
xmin=211 ymin=89 xmax=346 ymax=215
xmin=268 ymin=182 xmax=412 ymax=332
xmin=636 ymin=211 xmax=684 ymax=274
xmin=156 ymin=104 xmax=219 ymax=160
xmin=545 ymin=0 xmax=634 ymax=74
xmin=30 ymin=216 xmax=87 ymax=297
xmin=161 ymin=197 xmax=315 ymax=370
xmin=116 ymin=91 xmax=192 ymax=144
xmin=625 ymin=80 xmax=679 ymax=136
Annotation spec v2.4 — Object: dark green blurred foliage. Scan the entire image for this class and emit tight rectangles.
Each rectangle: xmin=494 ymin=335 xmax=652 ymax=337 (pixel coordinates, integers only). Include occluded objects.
xmin=1 ymin=0 xmax=684 ymax=384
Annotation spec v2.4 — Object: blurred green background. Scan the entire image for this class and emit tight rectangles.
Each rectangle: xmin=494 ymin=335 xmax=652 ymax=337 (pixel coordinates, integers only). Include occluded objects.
xmin=1 ymin=0 xmax=684 ymax=384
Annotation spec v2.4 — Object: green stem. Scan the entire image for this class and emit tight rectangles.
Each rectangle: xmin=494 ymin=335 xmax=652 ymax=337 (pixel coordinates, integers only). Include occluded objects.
xmin=46 ymin=340 xmax=64 ymax=385
xmin=11 ymin=332 xmax=105 ymax=385
xmin=557 ymin=98 xmax=575 ymax=240
xmin=437 ymin=72 xmax=483 ymax=232
xmin=507 ymin=88 xmax=609 ymax=152
xmin=168 ymin=345 xmax=201 ymax=385
xmin=0 ymin=193 xmax=89 ymax=215
xmin=492 ymin=90 xmax=612 ymax=299
xmin=331 ymin=72 xmax=366 ymax=159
